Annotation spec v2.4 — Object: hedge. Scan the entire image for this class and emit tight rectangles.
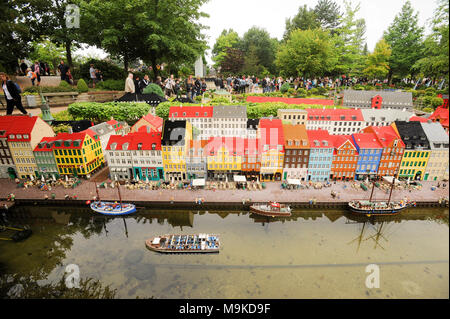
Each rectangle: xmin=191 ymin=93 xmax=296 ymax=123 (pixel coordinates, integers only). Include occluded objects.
xmin=68 ymin=102 xmax=152 ymax=124
xmin=143 ymin=83 xmax=164 ymax=97
xmin=96 ymin=79 xmax=125 ymax=91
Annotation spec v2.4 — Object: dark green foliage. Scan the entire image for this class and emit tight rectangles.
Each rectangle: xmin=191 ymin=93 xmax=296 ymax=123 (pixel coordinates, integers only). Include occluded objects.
xmin=142 ymin=83 xmax=164 ymax=97
xmin=77 ymin=79 xmax=89 ymax=93
xmin=68 ymin=102 xmax=152 ymax=123
xmin=23 ymin=86 xmax=75 ymax=94
xmin=280 ymin=82 xmax=291 ymax=93
xmin=96 ymin=80 xmax=125 ymax=91
xmin=72 ymin=59 xmax=127 ymax=81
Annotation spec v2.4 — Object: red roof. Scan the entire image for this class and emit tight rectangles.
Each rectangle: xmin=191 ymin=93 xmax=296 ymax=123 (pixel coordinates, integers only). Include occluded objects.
xmin=365 ymin=126 xmax=405 ymax=148
xmin=33 ymin=136 xmax=59 ymax=152
xmin=137 ymin=125 xmax=159 ymax=133
xmin=204 ymin=137 xmax=245 ymax=156
xmin=1 ymin=116 xmax=39 ymax=142
xmin=306 ymin=129 xmax=333 ymax=148
xmin=246 ymin=96 xmax=334 ymax=105
xmin=429 ymin=107 xmax=449 ymax=128
xmin=409 ymin=116 xmax=428 ymax=123
xmin=169 ymin=106 xmax=213 ymax=118
xmin=106 ymin=132 xmax=162 ymax=151
xmin=243 ymin=138 xmax=260 ymax=155
xmin=306 ymin=108 xmax=364 ymax=121
xmin=133 ymin=114 xmax=163 ymax=131
xmin=259 ymin=118 xmax=284 ymax=148
xmin=330 ymin=134 xmax=357 ymax=150
xmin=50 ymin=131 xmax=98 ymax=149
xmin=351 ymin=132 xmax=383 ymax=149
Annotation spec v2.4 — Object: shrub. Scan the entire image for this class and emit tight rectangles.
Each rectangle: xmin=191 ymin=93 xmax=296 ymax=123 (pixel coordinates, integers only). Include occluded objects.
xmin=59 ymin=81 xmax=72 ymax=90
xmin=310 ymin=88 xmax=319 ymax=95
xmin=68 ymin=102 xmax=152 ymax=123
xmin=431 ymin=97 xmax=444 ymax=108
xmin=23 ymin=85 xmax=75 ymax=94
xmin=296 ymin=88 xmax=307 ymax=97
xmin=72 ymin=59 xmax=127 ymax=81
xmin=77 ymin=79 xmax=88 ymax=93
xmin=143 ymin=83 xmax=164 ymax=97
xmin=280 ymin=82 xmax=290 ymax=93
xmin=96 ymin=79 xmax=125 ymax=91
xmin=195 ymin=95 xmax=202 ymax=102
xmin=422 ymin=107 xmax=434 ymax=113
xmin=316 ymin=86 xmax=327 ymax=95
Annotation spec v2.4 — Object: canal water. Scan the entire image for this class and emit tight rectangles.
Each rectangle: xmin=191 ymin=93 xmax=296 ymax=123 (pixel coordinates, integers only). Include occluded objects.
xmin=0 ymin=206 xmax=448 ymax=298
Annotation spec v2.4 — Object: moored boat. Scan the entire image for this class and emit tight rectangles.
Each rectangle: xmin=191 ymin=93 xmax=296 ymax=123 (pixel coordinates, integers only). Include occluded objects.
xmin=145 ymin=234 xmax=220 ymax=253
xmin=90 ymin=201 xmax=136 ymax=215
xmin=347 ymin=199 xmax=413 ymax=216
xmin=250 ymin=201 xmax=292 ymax=217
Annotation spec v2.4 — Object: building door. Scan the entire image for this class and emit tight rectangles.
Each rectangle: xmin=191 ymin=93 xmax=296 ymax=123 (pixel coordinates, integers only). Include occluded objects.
xmin=424 ymin=173 xmax=429 ymax=181
xmin=7 ymin=167 xmax=16 ymax=179
xmin=158 ymin=168 xmax=163 ymax=180
xmin=283 ymin=172 xmax=287 ymax=180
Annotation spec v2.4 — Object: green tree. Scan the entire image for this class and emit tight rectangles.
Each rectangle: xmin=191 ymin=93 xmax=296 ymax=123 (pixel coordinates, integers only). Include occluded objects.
xmin=314 ymin=0 xmax=341 ymax=32
xmin=81 ymin=0 xmax=208 ymax=78
xmin=242 ymin=45 xmax=262 ymax=76
xmin=284 ymin=5 xmax=320 ymax=39
xmin=241 ymin=27 xmax=278 ymax=74
xmin=332 ymin=0 xmax=367 ymax=76
xmin=220 ymin=47 xmax=245 ymax=75
xmin=0 ymin=1 xmax=32 ymax=73
xmin=384 ymin=0 xmax=424 ymax=81
xmin=29 ymin=39 xmax=66 ymax=72
xmin=413 ymin=0 xmax=449 ymax=82
xmin=363 ymin=39 xmax=391 ymax=79
xmin=211 ymin=29 xmax=241 ymax=70
xmin=276 ymin=29 xmax=336 ymax=78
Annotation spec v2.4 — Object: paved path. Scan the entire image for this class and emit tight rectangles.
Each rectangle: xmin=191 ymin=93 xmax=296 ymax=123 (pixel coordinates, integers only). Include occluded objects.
xmin=0 ymin=179 xmax=447 ymax=204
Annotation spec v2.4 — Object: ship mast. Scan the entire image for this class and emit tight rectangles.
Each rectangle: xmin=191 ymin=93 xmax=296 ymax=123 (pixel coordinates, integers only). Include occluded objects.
xmin=117 ymin=182 xmax=123 ymax=210
xmin=387 ymin=165 xmax=399 ymax=205
xmin=95 ymin=182 xmax=100 ymax=202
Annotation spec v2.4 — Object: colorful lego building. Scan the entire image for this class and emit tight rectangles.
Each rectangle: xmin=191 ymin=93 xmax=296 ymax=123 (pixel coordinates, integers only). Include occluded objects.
xmin=241 ymin=138 xmax=260 ymax=181
xmin=282 ymin=124 xmax=310 ymax=181
xmin=258 ymin=118 xmax=285 ymax=181
xmin=33 ymin=137 xmax=60 ymax=179
xmin=330 ymin=135 xmax=358 ymax=181
xmin=3 ymin=115 xmax=55 ymax=179
xmin=392 ymin=121 xmax=431 ymax=181
xmin=420 ymin=122 xmax=449 ymax=181
xmin=161 ymin=120 xmax=192 ymax=181
xmin=131 ymin=113 xmax=164 ymax=133
xmin=306 ymin=129 xmax=333 ymax=181
xmin=351 ymin=132 xmax=383 ymax=180
xmin=0 ymin=117 xmax=16 ymax=178
xmin=205 ymin=136 xmax=244 ymax=181
xmin=52 ymin=130 xmax=104 ymax=177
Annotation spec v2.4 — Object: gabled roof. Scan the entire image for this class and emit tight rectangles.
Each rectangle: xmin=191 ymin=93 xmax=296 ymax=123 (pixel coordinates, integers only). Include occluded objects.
xmin=360 ymin=108 xmax=414 ymax=122
xmin=429 ymin=107 xmax=449 ymax=128
xmin=246 ymin=96 xmax=334 ymax=105
xmin=306 ymin=108 xmax=364 ymax=121
xmin=162 ymin=120 xmax=187 ymax=145
xmin=343 ymin=90 xmax=413 ymax=107
xmin=409 ymin=116 xmax=428 ymax=123
xmin=394 ymin=121 xmax=430 ymax=149
xmin=247 ymin=119 xmax=259 ymax=130
xmin=106 ymin=132 xmax=162 ymax=151
xmin=88 ymin=122 xmax=116 ymax=136
xmin=204 ymin=137 xmax=245 ymax=156
xmin=243 ymin=138 xmax=260 ymax=155
xmin=306 ymin=129 xmax=332 ymax=148
xmin=420 ymin=122 xmax=449 ymax=147
xmin=50 ymin=131 xmax=98 ymax=150
xmin=169 ymin=106 xmax=213 ymax=118
xmin=362 ymin=126 xmax=405 ymax=148
xmin=132 ymin=114 xmax=163 ymax=131
xmin=1 ymin=116 xmax=39 ymax=142
xmin=351 ymin=132 xmax=383 ymax=149
xmin=282 ymin=123 xmax=309 ymax=149
xmin=33 ymin=136 xmax=59 ymax=152
xmin=330 ymin=134 xmax=357 ymax=150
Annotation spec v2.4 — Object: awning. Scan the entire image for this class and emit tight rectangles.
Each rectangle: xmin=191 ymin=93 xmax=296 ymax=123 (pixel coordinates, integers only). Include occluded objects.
xmin=287 ymin=179 xmax=301 ymax=185
xmin=192 ymin=178 xmax=205 ymax=186
xmin=233 ymin=175 xmax=247 ymax=182
xmin=382 ymin=176 xmax=400 ymax=184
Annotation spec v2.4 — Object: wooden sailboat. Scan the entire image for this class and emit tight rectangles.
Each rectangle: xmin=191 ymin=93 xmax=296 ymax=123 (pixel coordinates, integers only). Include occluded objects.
xmin=90 ymin=182 xmax=136 ymax=215
xmin=348 ymin=167 xmax=415 ymax=217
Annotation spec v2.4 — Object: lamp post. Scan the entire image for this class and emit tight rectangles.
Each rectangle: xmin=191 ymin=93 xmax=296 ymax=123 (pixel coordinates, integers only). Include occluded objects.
xmin=39 ymin=87 xmax=54 ymax=125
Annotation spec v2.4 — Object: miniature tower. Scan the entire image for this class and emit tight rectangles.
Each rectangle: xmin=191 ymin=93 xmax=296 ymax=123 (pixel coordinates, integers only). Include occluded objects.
xmin=39 ymin=88 xmax=54 ymax=124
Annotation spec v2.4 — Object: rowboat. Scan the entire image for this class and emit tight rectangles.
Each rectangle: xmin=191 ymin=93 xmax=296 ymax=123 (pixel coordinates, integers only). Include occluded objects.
xmin=146 ymin=234 xmax=220 ymax=253
xmin=250 ymin=201 xmax=292 ymax=217
xmin=90 ymin=201 xmax=136 ymax=215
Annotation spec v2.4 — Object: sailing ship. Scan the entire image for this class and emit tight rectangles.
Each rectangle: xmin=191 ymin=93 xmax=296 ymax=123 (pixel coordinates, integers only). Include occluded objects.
xmin=250 ymin=201 xmax=292 ymax=217
xmin=90 ymin=182 xmax=136 ymax=215
xmin=348 ymin=169 xmax=415 ymax=216
xmin=145 ymin=234 xmax=220 ymax=253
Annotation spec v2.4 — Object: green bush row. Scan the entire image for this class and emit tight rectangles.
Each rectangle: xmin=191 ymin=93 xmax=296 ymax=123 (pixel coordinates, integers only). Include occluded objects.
xmin=96 ymin=79 xmax=125 ymax=91
xmin=68 ymin=102 xmax=152 ymax=124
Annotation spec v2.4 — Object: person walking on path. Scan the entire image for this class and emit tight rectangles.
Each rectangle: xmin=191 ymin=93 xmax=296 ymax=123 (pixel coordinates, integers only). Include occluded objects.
xmin=26 ymin=68 xmax=38 ymax=86
xmin=164 ymin=74 xmax=175 ymax=98
xmin=30 ymin=61 xmax=41 ymax=86
xmin=124 ymin=73 xmax=135 ymax=94
xmin=89 ymin=64 xmax=97 ymax=88
xmin=1 ymin=72 xmax=28 ymax=115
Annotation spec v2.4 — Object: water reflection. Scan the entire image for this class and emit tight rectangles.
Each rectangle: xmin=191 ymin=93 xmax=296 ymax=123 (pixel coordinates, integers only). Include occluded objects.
xmin=0 ymin=205 xmax=448 ymax=298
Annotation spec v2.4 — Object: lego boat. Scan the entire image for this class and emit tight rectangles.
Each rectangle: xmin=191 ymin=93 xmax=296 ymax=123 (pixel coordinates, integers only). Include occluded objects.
xmin=250 ymin=201 xmax=292 ymax=217
xmin=90 ymin=201 xmax=136 ymax=215
xmin=145 ymin=234 xmax=220 ymax=253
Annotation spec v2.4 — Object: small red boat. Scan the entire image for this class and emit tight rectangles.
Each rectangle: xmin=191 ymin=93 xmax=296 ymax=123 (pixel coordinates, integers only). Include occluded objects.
xmin=250 ymin=201 xmax=292 ymax=217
